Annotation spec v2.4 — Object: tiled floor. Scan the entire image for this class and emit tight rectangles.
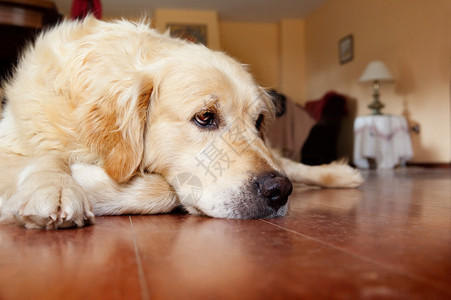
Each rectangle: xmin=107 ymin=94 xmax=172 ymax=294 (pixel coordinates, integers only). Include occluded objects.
xmin=0 ymin=168 xmax=450 ymax=299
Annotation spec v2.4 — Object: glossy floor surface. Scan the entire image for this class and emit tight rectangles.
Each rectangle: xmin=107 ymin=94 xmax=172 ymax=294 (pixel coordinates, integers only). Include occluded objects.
xmin=1 ymin=168 xmax=450 ymax=299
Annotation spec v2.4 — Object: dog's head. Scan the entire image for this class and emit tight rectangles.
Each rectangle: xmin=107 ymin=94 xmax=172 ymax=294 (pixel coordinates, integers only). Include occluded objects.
xmin=74 ymin=20 xmax=292 ymax=219
xmin=142 ymin=45 xmax=293 ymax=218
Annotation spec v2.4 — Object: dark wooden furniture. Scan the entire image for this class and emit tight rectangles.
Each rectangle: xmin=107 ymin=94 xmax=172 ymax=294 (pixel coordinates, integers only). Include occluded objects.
xmin=0 ymin=0 xmax=62 ymax=82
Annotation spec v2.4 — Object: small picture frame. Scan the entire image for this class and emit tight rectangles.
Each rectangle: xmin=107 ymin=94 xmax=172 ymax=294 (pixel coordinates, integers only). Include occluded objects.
xmin=153 ymin=9 xmax=221 ymax=50
xmin=167 ymin=23 xmax=208 ymax=46
xmin=339 ymin=35 xmax=354 ymax=64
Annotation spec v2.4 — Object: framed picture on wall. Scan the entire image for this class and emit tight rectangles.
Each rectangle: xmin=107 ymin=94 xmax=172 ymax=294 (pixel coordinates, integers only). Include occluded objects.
xmin=167 ymin=23 xmax=208 ymax=46
xmin=339 ymin=35 xmax=354 ymax=64
xmin=153 ymin=9 xmax=221 ymax=50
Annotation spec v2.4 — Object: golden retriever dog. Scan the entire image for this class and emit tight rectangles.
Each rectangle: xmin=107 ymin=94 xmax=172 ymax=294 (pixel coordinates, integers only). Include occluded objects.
xmin=0 ymin=18 xmax=363 ymax=229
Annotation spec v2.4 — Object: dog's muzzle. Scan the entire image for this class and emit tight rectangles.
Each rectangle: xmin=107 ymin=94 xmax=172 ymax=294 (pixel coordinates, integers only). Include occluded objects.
xmin=181 ymin=171 xmax=293 ymax=219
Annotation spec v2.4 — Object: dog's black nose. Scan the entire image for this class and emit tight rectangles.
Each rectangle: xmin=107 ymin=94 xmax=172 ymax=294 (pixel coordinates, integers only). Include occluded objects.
xmin=255 ymin=172 xmax=293 ymax=210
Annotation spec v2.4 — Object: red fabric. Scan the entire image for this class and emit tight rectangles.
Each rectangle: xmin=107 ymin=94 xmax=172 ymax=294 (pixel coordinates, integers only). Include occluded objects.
xmin=305 ymin=91 xmax=347 ymax=122
xmin=71 ymin=0 xmax=102 ymax=20
xmin=305 ymin=96 xmax=327 ymax=122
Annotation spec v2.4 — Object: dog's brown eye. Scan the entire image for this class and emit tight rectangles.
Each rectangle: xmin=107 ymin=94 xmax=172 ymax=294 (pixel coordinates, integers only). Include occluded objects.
xmin=193 ymin=110 xmax=217 ymax=128
xmin=255 ymin=114 xmax=264 ymax=131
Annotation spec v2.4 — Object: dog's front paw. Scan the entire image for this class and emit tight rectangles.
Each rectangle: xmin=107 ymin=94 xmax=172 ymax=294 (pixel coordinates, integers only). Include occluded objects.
xmin=8 ymin=171 xmax=94 ymax=229
xmin=319 ymin=162 xmax=364 ymax=188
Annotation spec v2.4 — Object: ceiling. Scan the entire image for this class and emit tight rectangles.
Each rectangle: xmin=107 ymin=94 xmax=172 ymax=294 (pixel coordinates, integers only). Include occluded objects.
xmin=53 ymin=0 xmax=327 ymax=22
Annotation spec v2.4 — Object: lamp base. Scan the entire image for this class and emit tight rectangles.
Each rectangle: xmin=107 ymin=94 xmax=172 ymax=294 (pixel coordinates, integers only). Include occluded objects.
xmin=368 ymin=99 xmax=384 ymax=115
xmin=368 ymin=80 xmax=384 ymax=115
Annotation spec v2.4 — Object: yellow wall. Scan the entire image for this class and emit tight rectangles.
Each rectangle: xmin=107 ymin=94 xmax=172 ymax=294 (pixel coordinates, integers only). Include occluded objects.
xmin=219 ymin=21 xmax=279 ymax=89
xmin=279 ymin=19 xmax=306 ymax=104
xmin=219 ymin=20 xmax=307 ymax=105
xmin=304 ymin=0 xmax=451 ymax=163
xmin=57 ymin=4 xmax=450 ymax=163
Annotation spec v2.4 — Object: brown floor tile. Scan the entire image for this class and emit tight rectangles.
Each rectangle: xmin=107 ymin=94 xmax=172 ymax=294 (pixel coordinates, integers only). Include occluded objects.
xmin=0 ymin=168 xmax=450 ymax=299
xmin=131 ymin=213 xmax=449 ymax=299
xmin=0 ymin=216 xmax=142 ymax=300
xmin=268 ymin=169 xmax=451 ymax=293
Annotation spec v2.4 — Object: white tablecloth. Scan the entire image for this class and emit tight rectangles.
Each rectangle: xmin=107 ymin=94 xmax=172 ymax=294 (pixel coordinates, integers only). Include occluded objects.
xmin=353 ymin=115 xmax=413 ymax=169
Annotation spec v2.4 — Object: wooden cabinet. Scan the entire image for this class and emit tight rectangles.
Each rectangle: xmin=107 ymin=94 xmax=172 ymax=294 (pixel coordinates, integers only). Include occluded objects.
xmin=0 ymin=0 xmax=62 ymax=82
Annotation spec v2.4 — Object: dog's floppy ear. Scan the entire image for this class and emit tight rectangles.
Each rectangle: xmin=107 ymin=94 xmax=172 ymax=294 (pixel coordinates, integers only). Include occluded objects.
xmin=77 ymin=75 xmax=153 ymax=183
xmin=267 ymin=89 xmax=286 ymax=118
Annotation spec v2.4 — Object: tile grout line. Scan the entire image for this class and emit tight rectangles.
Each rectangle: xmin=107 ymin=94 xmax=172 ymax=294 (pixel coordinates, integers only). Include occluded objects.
xmin=260 ymin=219 xmax=451 ymax=295
xmin=129 ymin=216 xmax=151 ymax=300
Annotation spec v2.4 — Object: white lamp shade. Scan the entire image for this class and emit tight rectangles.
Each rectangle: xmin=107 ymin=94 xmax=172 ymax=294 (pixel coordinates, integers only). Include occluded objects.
xmin=359 ymin=60 xmax=394 ymax=82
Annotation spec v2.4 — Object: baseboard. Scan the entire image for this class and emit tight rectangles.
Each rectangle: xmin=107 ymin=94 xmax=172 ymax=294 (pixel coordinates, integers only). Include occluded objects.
xmin=406 ymin=162 xmax=451 ymax=168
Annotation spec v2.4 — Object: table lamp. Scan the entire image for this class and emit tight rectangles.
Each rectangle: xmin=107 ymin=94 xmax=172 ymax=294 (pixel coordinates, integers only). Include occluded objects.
xmin=359 ymin=60 xmax=394 ymax=115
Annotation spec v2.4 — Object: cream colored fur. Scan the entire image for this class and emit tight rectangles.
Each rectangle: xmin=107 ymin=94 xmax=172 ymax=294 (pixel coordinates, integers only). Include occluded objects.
xmin=0 ymin=18 xmax=363 ymax=229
